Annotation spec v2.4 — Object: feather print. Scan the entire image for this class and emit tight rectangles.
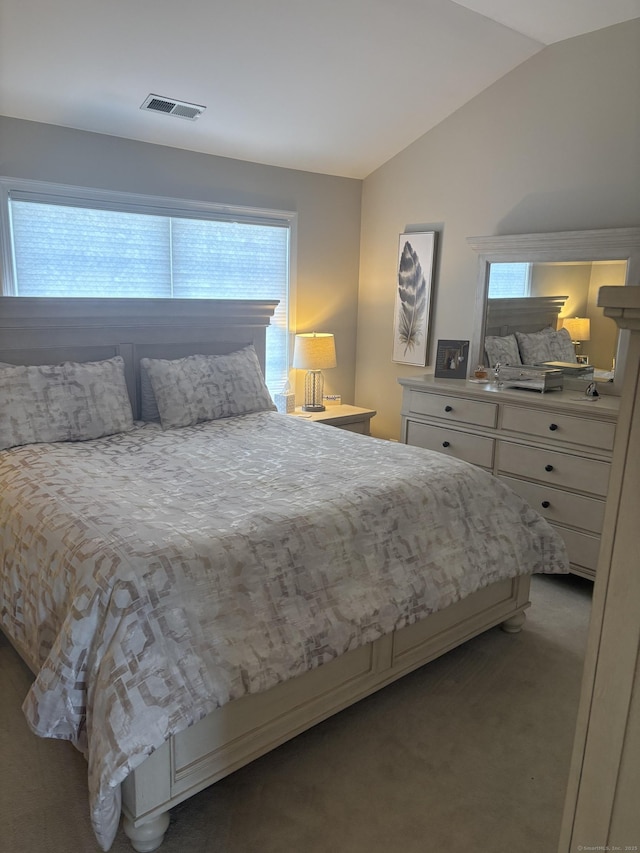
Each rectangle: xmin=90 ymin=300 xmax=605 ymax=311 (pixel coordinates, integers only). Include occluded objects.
xmin=397 ymin=241 xmax=427 ymax=355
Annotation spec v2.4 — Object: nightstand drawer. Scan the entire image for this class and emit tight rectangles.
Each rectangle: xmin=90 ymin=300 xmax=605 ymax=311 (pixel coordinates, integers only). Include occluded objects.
xmin=407 ymin=391 xmax=497 ymax=428
xmin=335 ymin=421 xmax=369 ymax=434
xmin=500 ymin=476 xmax=606 ymax=533
xmin=501 ymin=405 xmax=615 ymax=450
xmin=406 ymin=421 xmax=494 ymax=468
xmin=497 ymin=441 xmax=610 ymax=496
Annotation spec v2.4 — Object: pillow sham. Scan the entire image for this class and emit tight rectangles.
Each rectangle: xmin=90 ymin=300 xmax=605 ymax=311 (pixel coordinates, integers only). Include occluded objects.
xmin=0 ymin=356 xmax=134 ymax=451
xmin=484 ymin=334 xmax=522 ymax=368
xmin=141 ymin=345 xmax=276 ymax=430
xmin=515 ymin=327 xmax=576 ymax=364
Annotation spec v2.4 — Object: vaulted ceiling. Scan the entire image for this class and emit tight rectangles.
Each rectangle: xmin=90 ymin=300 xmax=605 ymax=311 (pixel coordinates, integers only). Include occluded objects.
xmin=1 ymin=0 xmax=638 ymax=178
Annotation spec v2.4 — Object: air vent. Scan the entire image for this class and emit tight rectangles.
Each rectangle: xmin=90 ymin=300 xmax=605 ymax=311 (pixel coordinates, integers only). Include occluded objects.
xmin=140 ymin=94 xmax=206 ymax=121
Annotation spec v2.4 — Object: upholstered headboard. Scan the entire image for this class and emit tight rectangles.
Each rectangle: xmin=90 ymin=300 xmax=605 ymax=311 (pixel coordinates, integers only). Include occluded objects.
xmin=0 ymin=297 xmax=278 ymax=419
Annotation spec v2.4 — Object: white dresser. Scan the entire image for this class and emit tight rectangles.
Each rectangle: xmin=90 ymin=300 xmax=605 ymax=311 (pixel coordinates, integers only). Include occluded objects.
xmin=399 ymin=375 xmax=620 ymax=580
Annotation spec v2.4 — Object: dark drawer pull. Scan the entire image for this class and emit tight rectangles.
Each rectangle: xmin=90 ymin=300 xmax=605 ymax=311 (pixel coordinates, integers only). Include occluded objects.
xmin=545 ymin=464 xmax=554 ymax=472
xmin=444 ymin=405 xmax=453 ymax=412
xmin=442 ymin=441 xmax=450 ymax=448
xmin=541 ymin=500 xmax=551 ymax=509
xmin=549 ymin=423 xmax=559 ymax=431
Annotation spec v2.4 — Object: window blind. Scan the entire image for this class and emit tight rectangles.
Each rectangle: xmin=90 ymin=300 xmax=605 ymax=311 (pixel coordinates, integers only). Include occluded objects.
xmin=487 ymin=262 xmax=531 ymax=299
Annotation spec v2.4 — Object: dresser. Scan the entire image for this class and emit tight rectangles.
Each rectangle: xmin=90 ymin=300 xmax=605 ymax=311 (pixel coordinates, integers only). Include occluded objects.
xmin=399 ymin=375 xmax=620 ymax=580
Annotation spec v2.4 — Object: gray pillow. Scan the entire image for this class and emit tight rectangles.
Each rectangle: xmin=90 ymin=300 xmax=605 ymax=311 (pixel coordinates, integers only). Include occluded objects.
xmin=141 ymin=345 xmax=276 ymax=430
xmin=484 ymin=334 xmax=522 ymax=368
xmin=515 ymin=327 xmax=577 ymax=364
xmin=0 ymin=356 xmax=134 ymax=451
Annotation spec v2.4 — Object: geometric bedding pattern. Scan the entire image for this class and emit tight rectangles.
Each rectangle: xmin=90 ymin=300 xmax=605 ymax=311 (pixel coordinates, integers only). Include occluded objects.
xmin=484 ymin=328 xmax=577 ymax=368
xmin=515 ymin=327 xmax=576 ymax=364
xmin=0 ymin=413 xmax=568 ymax=849
xmin=0 ymin=356 xmax=134 ymax=450
xmin=484 ymin=333 xmax=522 ymax=367
xmin=141 ymin=345 xmax=276 ymax=428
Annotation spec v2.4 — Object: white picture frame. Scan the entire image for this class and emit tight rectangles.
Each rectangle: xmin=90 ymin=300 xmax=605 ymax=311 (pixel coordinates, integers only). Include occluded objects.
xmin=392 ymin=231 xmax=436 ymax=365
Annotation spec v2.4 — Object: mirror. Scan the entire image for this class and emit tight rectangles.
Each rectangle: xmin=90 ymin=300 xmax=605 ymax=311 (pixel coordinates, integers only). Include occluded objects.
xmin=468 ymin=228 xmax=640 ymax=396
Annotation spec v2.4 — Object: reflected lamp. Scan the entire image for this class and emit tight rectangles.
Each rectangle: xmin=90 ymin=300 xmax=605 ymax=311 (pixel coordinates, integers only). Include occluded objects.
xmin=561 ymin=317 xmax=591 ymax=357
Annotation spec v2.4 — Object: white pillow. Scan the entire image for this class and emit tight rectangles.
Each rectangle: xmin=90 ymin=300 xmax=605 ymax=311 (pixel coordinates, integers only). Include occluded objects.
xmin=141 ymin=345 xmax=276 ymax=430
xmin=0 ymin=356 xmax=134 ymax=451
xmin=515 ymin=327 xmax=577 ymax=364
xmin=484 ymin=334 xmax=522 ymax=368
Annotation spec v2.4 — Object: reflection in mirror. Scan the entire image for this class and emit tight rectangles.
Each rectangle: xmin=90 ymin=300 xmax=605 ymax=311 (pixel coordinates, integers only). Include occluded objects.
xmin=487 ymin=260 xmax=626 ymax=377
xmin=468 ymin=228 xmax=640 ymax=397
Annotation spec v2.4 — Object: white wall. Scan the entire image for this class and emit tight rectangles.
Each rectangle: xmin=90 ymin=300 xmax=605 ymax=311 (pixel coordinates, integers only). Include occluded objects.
xmin=0 ymin=116 xmax=362 ymax=405
xmin=356 ymin=20 xmax=640 ymax=439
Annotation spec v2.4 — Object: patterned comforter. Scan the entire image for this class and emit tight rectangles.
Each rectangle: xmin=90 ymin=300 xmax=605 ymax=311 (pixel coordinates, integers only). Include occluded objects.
xmin=0 ymin=412 xmax=568 ymax=849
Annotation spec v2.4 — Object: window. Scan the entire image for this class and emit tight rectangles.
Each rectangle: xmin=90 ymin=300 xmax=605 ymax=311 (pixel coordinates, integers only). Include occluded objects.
xmin=487 ymin=262 xmax=531 ymax=298
xmin=0 ymin=179 xmax=294 ymax=394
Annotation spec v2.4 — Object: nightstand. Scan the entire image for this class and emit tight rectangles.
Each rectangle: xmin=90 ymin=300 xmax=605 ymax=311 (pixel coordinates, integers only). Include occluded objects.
xmin=291 ymin=405 xmax=376 ymax=435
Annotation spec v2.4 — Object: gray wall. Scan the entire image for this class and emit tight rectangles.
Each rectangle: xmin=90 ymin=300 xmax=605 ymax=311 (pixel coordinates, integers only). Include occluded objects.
xmin=356 ymin=20 xmax=640 ymax=439
xmin=0 ymin=116 xmax=363 ymax=404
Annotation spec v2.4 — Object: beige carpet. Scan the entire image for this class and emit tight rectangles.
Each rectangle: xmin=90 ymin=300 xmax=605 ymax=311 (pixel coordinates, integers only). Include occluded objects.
xmin=0 ymin=573 xmax=592 ymax=853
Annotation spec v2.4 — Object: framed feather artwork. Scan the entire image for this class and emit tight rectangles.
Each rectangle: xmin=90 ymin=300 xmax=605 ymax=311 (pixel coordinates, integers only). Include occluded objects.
xmin=392 ymin=231 xmax=436 ymax=365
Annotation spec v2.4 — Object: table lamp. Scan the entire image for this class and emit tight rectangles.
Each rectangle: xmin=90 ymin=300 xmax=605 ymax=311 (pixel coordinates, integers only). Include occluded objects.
xmin=292 ymin=332 xmax=337 ymax=412
xmin=562 ymin=317 xmax=591 ymax=358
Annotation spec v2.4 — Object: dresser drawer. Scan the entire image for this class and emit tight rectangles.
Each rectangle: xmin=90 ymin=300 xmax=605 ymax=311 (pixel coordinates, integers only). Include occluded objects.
xmin=501 ymin=405 xmax=615 ymax=451
xmin=407 ymin=391 xmax=497 ymax=428
xmin=500 ymin=476 xmax=606 ymax=533
xmin=554 ymin=526 xmax=601 ymax=575
xmin=406 ymin=421 xmax=495 ymax=468
xmin=497 ymin=441 xmax=610 ymax=497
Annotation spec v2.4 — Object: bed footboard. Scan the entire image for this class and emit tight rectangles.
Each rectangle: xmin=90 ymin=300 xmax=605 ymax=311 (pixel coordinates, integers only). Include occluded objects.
xmin=121 ymin=574 xmax=531 ymax=850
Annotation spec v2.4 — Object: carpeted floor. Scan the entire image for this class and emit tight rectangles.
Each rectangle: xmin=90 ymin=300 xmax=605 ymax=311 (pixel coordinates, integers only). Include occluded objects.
xmin=0 ymin=573 xmax=592 ymax=853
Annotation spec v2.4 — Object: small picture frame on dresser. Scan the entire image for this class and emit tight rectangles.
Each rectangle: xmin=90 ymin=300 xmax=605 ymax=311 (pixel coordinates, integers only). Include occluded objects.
xmin=434 ymin=339 xmax=469 ymax=379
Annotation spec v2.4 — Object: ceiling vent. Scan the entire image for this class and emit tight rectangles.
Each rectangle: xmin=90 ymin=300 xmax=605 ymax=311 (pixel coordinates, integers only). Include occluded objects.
xmin=140 ymin=94 xmax=206 ymax=121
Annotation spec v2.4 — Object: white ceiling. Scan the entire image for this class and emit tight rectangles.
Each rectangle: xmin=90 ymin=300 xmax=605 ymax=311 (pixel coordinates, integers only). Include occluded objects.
xmin=1 ymin=0 xmax=638 ymax=179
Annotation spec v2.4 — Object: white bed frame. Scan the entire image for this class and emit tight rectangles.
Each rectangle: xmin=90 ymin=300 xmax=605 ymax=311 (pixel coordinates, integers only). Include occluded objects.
xmin=0 ymin=297 xmax=531 ymax=852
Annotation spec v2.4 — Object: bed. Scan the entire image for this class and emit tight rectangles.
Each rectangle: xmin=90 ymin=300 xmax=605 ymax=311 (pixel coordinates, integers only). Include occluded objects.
xmin=0 ymin=297 xmax=569 ymax=852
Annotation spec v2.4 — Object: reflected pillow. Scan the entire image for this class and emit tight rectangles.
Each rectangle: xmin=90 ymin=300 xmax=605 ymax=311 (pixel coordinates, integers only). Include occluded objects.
xmin=515 ymin=327 xmax=576 ymax=364
xmin=484 ymin=334 xmax=522 ymax=368
xmin=0 ymin=356 xmax=134 ymax=451
xmin=141 ymin=345 xmax=276 ymax=430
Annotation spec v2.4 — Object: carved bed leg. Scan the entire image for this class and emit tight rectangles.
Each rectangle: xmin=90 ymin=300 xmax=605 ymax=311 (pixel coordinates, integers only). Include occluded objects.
xmin=501 ymin=610 xmax=526 ymax=634
xmin=122 ymin=812 xmax=170 ymax=852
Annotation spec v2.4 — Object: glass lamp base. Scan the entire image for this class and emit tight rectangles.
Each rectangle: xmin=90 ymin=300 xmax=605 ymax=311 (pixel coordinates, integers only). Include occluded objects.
xmin=303 ymin=369 xmax=325 ymax=412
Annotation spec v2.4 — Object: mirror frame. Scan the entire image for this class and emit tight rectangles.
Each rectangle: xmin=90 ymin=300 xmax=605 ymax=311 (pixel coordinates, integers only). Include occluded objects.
xmin=467 ymin=227 xmax=640 ymax=396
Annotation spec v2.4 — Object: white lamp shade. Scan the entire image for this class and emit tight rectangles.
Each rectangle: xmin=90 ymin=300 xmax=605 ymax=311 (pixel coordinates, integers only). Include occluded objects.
xmin=562 ymin=317 xmax=591 ymax=342
xmin=292 ymin=333 xmax=337 ymax=370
